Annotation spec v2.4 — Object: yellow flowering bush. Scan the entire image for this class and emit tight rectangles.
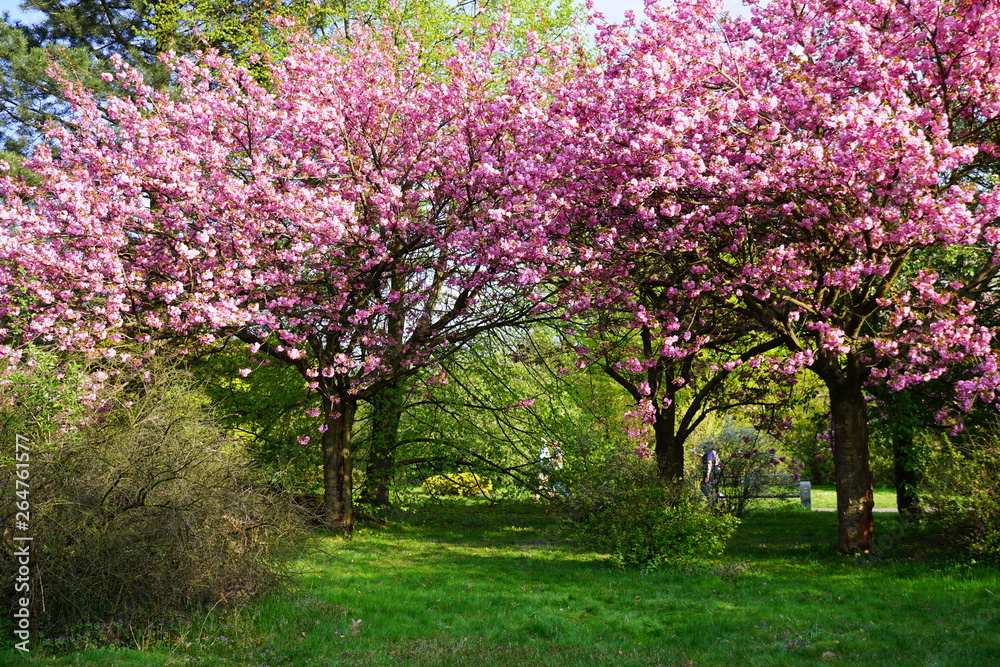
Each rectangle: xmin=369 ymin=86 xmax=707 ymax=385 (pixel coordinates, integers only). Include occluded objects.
xmin=422 ymin=472 xmax=492 ymax=497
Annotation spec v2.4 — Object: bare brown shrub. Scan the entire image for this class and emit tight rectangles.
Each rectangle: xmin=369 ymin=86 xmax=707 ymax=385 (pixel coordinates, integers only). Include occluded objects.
xmin=0 ymin=352 xmax=305 ymax=643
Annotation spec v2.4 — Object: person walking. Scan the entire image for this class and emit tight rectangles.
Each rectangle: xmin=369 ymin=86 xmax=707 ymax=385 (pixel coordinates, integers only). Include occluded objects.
xmin=692 ymin=444 xmax=721 ymax=507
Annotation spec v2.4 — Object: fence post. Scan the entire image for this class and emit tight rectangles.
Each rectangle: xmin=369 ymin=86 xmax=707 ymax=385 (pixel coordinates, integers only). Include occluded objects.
xmin=799 ymin=481 xmax=811 ymax=510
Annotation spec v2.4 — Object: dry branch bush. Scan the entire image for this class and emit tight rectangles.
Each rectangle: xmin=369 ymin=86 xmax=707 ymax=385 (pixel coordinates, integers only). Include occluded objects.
xmin=703 ymin=421 xmax=804 ymax=518
xmin=0 ymin=353 xmax=306 ymax=642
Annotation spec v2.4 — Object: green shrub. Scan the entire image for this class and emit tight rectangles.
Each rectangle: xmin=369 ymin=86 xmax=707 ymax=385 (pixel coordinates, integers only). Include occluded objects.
xmin=921 ymin=424 xmax=1000 ymax=561
xmin=0 ymin=352 xmax=305 ymax=643
xmin=568 ymin=454 xmax=738 ymax=567
xmin=422 ymin=472 xmax=492 ymax=497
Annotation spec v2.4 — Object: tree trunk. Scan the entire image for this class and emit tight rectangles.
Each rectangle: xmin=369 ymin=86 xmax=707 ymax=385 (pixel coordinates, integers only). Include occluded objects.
xmin=654 ymin=402 xmax=683 ymax=482
xmin=360 ymin=379 xmax=404 ymax=509
xmin=880 ymin=388 xmax=922 ymax=520
xmin=892 ymin=432 xmax=921 ymax=520
xmin=321 ymin=392 xmax=357 ymax=534
xmin=825 ymin=371 xmax=875 ymax=552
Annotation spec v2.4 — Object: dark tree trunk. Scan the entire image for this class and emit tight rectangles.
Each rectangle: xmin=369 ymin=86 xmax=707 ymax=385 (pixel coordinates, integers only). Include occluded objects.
xmin=360 ymin=379 xmax=404 ymax=509
xmin=654 ymin=401 xmax=683 ymax=482
xmin=892 ymin=432 xmax=921 ymax=519
xmin=321 ymin=392 xmax=357 ymax=534
xmin=880 ymin=388 xmax=922 ymax=520
xmin=824 ymin=366 xmax=875 ymax=552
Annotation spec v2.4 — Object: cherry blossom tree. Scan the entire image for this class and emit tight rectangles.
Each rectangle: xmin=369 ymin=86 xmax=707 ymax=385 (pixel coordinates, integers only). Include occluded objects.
xmin=730 ymin=0 xmax=1000 ymax=551
xmin=533 ymin=0 xmax=777 ymax=482
xmin=554 ymin=0 xmax=1000 ymax=551
xmin=0 ymin=27 xmax=574 ymax=531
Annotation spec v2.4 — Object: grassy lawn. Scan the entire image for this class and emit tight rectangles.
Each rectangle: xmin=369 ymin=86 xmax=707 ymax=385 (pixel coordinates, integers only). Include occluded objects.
xmin=2 ymin=499 xmax=997 ymax=666
xmin=809 ymin=485 xmax=898 ymax=510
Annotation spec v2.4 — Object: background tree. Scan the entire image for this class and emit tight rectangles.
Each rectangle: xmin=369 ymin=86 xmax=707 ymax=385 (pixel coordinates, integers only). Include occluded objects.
xmin=552 ymin=278 xmax=788 ymax=482
xmin=1 ymin=0 xmax=175 ymax=158
xmin=0 ymin=13 xmax=114 ymax=162
xmin=189 ymin=341 xmax=324 ymax=490
xmin=144 ymin=0 xmax=582 ymax=59
xmin=395 ymin=327 xmax=640 ymax=497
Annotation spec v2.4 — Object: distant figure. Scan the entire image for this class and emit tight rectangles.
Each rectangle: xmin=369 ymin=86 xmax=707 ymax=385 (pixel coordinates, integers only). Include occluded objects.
xmin=551 ymin=444 xmax=564 ymax=471
xmin=536 ymin=441 xmax=566 ymax=499
xmin=550 ymin=445 xmax=568 ymax=497
xmin=691 ymin=444 xmax=721 ymax=507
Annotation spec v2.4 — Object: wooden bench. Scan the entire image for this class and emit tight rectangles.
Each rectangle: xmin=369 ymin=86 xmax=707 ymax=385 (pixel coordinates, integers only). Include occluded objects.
xmin=752 ymin=474 xmax=812 ymax=509
xmin=719 ymin=474 xmax=812 ymax=509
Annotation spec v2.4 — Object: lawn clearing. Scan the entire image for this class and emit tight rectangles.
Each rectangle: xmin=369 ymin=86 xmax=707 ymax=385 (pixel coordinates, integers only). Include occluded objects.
xmin=809 ymin=485 xmax=898 ymax=511
xmin=2 ymin=499 xmax=997 ymax=666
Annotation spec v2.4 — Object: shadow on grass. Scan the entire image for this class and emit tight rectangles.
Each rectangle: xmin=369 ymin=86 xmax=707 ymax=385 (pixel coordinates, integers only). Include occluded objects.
xmin=380 ymin=498 xmax=578 ymax=548
xmin=271 ymin=501 xmax=1000 ymax=667
xmin=726 ymin=507 xmax=841 ymax=564
xmin=371 ymin=498 xmax=945 ymax=568
xmin=11 ymin=499 xmax=997 ymax=666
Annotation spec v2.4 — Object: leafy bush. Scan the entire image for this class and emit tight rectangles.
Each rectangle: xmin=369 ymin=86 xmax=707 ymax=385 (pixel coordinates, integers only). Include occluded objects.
xmin=422 ymin=472 xmax=492 ymax=497
xmin=192 ymin=346 xmax=324 ymax=493
xmin=569 ymin=454 xmax=737 ymax=567
xmin=921 ymin=424 xmax=1000 ymax=561
xmin=0 ymin=353 xmax=305 ymax=642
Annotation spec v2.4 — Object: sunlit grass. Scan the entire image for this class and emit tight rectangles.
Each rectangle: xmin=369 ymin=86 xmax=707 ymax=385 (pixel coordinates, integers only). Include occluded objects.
xmin=3 ymin=498 xmax=997 ymax=666
xmin=809 ymin=484 xmax=898 ymax=510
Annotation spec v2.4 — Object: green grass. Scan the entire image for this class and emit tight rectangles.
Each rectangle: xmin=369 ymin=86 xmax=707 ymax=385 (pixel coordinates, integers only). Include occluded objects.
xmin=809 ymin=484 xmax=898 ymax=510
xmin=3 ymin=499 xmax=998 ymax=666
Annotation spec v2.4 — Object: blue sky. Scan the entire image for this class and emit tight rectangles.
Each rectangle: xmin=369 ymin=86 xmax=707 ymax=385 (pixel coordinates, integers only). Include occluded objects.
xmin=0 ymin=1 xmax=753 ymax=26
xmin=590 ymin=0 xmax=751 ymax=23
xmin=0 ymin=0 xmax=38 ymax=22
